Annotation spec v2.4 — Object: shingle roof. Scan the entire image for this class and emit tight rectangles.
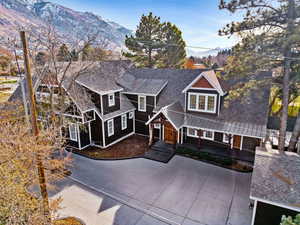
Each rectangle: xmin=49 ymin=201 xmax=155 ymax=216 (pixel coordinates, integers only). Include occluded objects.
xmin=125 ymin=68 xmax=208 ymax=109
xmin=102 ymin=94 xmax=135 ymax=121
xmin=117 ymin=73 xmax=168 ymax=95
xmin=76 ymin=60 xmax=133 ymax=94
xmin=251 ymin=149 xmax=300 ymax=212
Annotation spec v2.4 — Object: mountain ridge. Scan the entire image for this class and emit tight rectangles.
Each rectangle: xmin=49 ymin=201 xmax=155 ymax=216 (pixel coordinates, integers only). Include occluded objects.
xmin=0 ymin=0 xmax=132 ymax=50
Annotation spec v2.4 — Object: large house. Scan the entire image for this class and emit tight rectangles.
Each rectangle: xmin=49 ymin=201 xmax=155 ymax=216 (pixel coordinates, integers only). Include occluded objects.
xmin=10 ymin=60 xmax=271 ymax=151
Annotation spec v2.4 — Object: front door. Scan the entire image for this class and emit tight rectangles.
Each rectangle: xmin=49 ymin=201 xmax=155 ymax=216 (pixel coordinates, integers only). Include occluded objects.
xmin=233 ymin=135 xmax=241 ymax=149
xmin=164 ymin=121 xmax=177 ymax=144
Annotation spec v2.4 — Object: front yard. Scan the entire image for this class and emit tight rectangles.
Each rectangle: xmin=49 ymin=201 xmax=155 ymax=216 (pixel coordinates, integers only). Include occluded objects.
xmin=71 ymin=135 xmax=149 ymax=160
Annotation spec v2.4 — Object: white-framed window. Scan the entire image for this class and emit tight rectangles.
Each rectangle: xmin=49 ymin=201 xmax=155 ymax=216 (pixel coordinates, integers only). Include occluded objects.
xmin=107 ymin=119 xmax=114 ymax=136
xmin=129 ymin=111 xmax=134 ymax=119
xmin=154 ymin=123 xmax=161 ymax=129
xmin=69 ymin=123 xmax=78 ymax=141
xmin=138 ymin=95 xmax=146 ymax=112
xmin=223 ymin=133 xmax=230 ymax=143
xmin=188 ymin=93 xmax=217 ymax=113
xmin=121 ymin=114 xmax=127 ymax=130
xmin=187 ymin=128 xmax=198 ymax=137
xmin=203 ymin=130 xmax=214 ymax=140
xmin=108 ymin=93 xmax=115 ymax=107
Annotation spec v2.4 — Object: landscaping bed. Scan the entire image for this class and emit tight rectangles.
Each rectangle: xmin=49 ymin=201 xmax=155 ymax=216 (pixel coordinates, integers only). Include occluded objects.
xmin=176 ymin=147 xmax=253 ymax=172
xmin=70 ymin=135 xmax=149 ymax=160
xmin=54 ymin=217 xmax=84 ymax=225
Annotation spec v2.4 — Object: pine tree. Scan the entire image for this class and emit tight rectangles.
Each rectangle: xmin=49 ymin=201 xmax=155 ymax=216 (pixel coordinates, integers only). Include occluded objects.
xmin=157 ymin=22 xmax=186 ymax=68
xmin=219 ymin=0 xmax=300 ymax=151
xmin=124 ymin=12 xmax=164 ymax=68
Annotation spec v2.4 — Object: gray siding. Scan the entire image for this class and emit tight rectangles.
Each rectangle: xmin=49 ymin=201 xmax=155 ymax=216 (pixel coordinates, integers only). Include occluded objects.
xmin=102 ymin=92 xmax=121 ymax=115
xmin=242 ymin=136 xmax=261 ymax=151
xmin=104 ymin=112 xmax=134 ymax=146
xmin=124 ymin=94 xmax=154 ymax=136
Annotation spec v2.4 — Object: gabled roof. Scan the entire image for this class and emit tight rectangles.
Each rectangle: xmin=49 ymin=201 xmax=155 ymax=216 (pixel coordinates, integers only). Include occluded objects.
xmin=117 ymin=73 xmax=168 ymax=96
xmin=146 ymin=101 xmax=184 ymax=130
xmin=182 ymin=70 xmax=225 ymax=95
xmin=75 ymin=60 xmax=133 ymax=95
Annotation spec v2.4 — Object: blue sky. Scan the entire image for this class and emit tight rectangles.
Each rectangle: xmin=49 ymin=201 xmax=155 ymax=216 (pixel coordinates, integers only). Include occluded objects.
xmin=52 ymin=0 xmax=242 ymax=50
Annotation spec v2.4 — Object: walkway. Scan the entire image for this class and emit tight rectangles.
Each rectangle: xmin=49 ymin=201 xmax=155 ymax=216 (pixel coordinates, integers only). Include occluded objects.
xmin=144 ymin=141 xmax=176 ymax=163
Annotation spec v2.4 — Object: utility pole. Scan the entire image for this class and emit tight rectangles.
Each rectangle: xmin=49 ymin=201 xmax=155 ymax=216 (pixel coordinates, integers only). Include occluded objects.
xmin=20 ymin=31 xmax=50 ymax=222
xmin=13 ymin=48 xmax=30 ymax=127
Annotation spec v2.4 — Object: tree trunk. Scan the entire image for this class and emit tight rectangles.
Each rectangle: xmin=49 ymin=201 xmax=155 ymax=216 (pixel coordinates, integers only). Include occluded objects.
xmin=288 ymin=113 xmax=300 ymax=151
xmin=148 ymin=48 xmax=152 ymax=68
xmin=278 ymin=0 xmax=295 ymax=152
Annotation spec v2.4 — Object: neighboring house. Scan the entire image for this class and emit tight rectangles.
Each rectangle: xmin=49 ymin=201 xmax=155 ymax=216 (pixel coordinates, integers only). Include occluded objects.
xmin=10 ymin=60 xmax=271 ymax=152
xmin=250 ymin=148 xmax=300 ymax=225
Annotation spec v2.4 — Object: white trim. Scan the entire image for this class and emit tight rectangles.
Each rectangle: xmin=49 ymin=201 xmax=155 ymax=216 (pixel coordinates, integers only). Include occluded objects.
xmin=69 ymin=123 xmax=78 ymax=142
xmin=183 ymin=125 xmax=264 ymax=140
xmin=107 ymin=119 xmax=114 ymax=137
xmin=154 ymin=123 xmax=161 ymax=129
xmin=121 ymin=114 xmax=127 ymax=130
xmin=203 ymin=130 xmax=214 ymax=140
xmin=129 ymin=111 xmax=134 ymax=119
xmin=177 ymin=129 xmax=180 ymax=143
xmin=75 ymin=80 xmax=123 ymax=95
xmin=103 ymin=109 xmax=135 ymax=122
xmin=121 ymin=81 xmax=168 ymax=97
xmin=103 ymin=132 xmax=135 ymax=149
xmin=100 ymin=95 xmax=104 ymax=115
xmin=218 ymin=95 xmax=221 ymax=116
xmin=88 ymin=121 xmax=92 ymax=145
xmin=62 ymin=113 xmax=82 ymax=119
xmin=251 ymin=200 xmax=257 ymax=225
xmin=182 ymin=72 xmax=225 ymax=95
xmin=188 ymin=87 xmax=215 ymax=91
xmin=102 ymin=118 xmax=106 ymax=147
xmin=108 ymin=93 xmax=115 ymax=107
xmin=162 ymin=124 xmax=165 ymax=141
xmin=223 ymin=133 xmax=230 ymax=143
xmin=122 ymin=92 xmax=155 ymax=96
xmin=77 ymin=124 xmax=81 ymax=149
xmin=138 ymin=95 xmax=147 ymax=112
xmin=187 ymin=92 xmax=217 ymax=114
xmin=187 ymin=128 xmax=198 ymax=137
xmin=180 ymin=128 xmax=183 ymax=144
xmin=250 ymin=196 xmax=300 ymax=214
xmin=184 ymin=92 xmax=187 ymax=112
xmin=240 ymin=136 xmax=244 ymax=150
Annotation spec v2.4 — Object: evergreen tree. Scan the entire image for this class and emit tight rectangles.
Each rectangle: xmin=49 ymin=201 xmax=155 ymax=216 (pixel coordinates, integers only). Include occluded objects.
xmin=157 ymin=22 xmax=186 ymax=68
xmin=219 ymin=0 xmax=300 ymax=151
xmin=124 ymin=12 xmax=164 ymax=68
xmin=82 ymin=43 xmax=94 ymax=61
xmin=70 ymin=49 xmax=78 ymax=61
xmin=57 ymin=44 xmax=70 ymax=62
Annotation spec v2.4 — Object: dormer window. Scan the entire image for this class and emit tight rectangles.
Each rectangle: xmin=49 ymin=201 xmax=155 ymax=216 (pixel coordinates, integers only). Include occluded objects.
xmin=188 ymin=93 xmax=217 ymax=113
xmin=108 ymin=93 xmax=115 ymax=107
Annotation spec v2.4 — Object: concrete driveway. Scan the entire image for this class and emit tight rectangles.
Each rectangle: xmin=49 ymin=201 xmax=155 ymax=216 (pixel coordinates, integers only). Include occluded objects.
xmin=53 ymin=154 xmax=253 ymax=225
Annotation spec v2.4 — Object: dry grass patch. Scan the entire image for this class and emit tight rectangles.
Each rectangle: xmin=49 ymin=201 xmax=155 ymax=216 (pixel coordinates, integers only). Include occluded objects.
xmin=54 ymin=217 xmax=84 ymax=225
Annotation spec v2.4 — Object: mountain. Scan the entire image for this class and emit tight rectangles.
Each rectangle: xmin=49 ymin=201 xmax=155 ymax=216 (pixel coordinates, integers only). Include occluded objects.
xmin=0 ymin=0 xmax=132 ymax=50
xmin=186 ymin=47 xmax=224 ymax=57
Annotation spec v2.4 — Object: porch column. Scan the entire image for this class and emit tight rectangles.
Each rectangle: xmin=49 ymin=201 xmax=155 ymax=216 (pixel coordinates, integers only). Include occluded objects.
xmin=250 ymin=200 xmax=257 ymax=225
xmin=149 ymin=123 xmax=154 ymax=146
xmin=177 ymin=129 xmax=180 ymax=144
xmin=180 ymin=128 xmax=183 ymax=144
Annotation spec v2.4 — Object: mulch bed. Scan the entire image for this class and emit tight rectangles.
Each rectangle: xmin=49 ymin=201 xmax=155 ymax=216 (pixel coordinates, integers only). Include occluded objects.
xmin=71 ymin=135 xmax=149 ymax=160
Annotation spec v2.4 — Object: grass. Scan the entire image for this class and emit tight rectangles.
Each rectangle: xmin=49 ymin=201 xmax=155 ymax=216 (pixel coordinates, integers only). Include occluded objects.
xmin=54 ymin=217 xmax=84 ymax=225
xmin=70 ymin=135 xmax=149 ymax=159
xmin=176 ymin=147 xmax=253 ymax=172
xmin=0 ymin=92 xmax=10 ymax=102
